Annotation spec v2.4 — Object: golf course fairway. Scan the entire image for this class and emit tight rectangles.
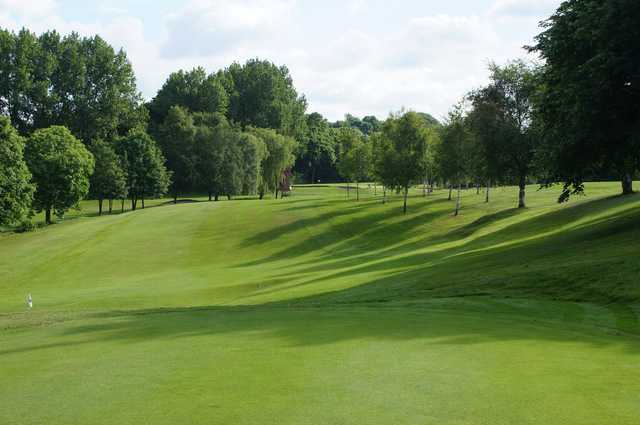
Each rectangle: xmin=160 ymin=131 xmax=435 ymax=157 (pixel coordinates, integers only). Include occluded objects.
xmin=1 ymin=183 xmax=639 ymax=424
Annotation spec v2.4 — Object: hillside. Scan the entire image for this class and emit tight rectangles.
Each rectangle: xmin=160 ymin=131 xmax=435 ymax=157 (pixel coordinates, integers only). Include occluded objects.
xmin=1 ymin=183 xmax=640 ymax=424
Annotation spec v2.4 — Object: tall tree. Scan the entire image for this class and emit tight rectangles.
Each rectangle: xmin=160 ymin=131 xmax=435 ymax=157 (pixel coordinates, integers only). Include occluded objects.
xmin=296 ymin=112 xmax=336 ymax=183
xmin=25 ymin=126 xmax=94 ymax=224
xmin=0 ymin=29 xmax=145 ymax=142
xmin=0 ymin=116 xmax=34 ymax=225
xmin=530 ymin=0 xmax=640 ymax=199
xmin=250 ymin=127 xmax=297 ymax=199
xmin=439 ymin=106 xmax=475 ymax=216
xmin=148 ymin=67 xmax=229 ymax=126
xmin=476 ymin=61 xmax=541 ymax=208
xmin=378 ymin=112 xmax=430 ymax=214
xmin=220 ymin=59 xmax=307 ymax=138
xmin=157 ymin=106 xmax=198 ymax=203
xmin=117 ymin=131 xmax=171 ymax=210
xmin=88 ymin=139 xmax=127 ymax=215
xmin=339 ymin=139 xmax=372 ymax=201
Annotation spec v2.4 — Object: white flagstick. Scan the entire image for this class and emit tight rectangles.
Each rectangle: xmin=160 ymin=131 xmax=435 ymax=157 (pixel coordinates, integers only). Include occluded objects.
xmin=27 ymin=293 xmax=32 ymax=309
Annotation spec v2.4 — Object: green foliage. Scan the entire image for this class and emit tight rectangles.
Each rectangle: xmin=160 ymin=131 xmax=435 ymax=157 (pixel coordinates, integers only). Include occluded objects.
xmin=249 ymin=127 xmax=297 ymax=198
xmin=0 ymin=116 xmax=34 ymax=225
xmin=0 ymin=28 xmax=144 ymax=142
xmin=438 ymin=105 xmax=475 ymax=185
xmin=25 ymin=126 xmax=94 ymax=223
xmin=531 ymin=0 xmax=640 ymax=198
xmin=148 ymin=67 xmax=229 ymax=125
xmin=117 ymin=130 xmax=170 ymax=209
xmin=221 ymin=59 xmax=307 ymax=138
xmin=88 ymin=139 xmax=127 ymax=210
xmin=238 ymin=132 xmax=267 ymax=196
xmin=156 ymin=106 xmax=198 ymax=200
xmin=296 ymin=112 xmax=337 ymax=183
xmin=376 ymin=112 xmax=430 ymax=213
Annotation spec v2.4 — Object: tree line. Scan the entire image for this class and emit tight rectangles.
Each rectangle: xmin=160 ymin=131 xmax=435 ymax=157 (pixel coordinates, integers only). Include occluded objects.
xmin=1 ymin=0 xmax=638 ymax=226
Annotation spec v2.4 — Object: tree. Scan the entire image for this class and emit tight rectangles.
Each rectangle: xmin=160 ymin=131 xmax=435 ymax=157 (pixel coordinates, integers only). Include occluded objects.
xmin=117 ymin=131 xmax=171 ymax=210
xmin=148 ymin=67 xmax=228 ymax=126
xmin=469 ymin=61 xmax=540 ymax=208
xmin=250 ymin=128 xmax=297 ymax=199
xmin=296 ymin=112 xmax=337 ymax=183
xmin=378 ymin=112 xmax=430 ymax=214
xmin=0 ymin=116 xmax=34 ymax=225
xmin=338 ymin=138 xmax=372 ymax=201
xmin=220 ymin=59 xmax=307 ymax=138
xmin=156 ymin=106 xmax=198 ymax=203
xmin=195 ymin=124 xmax=224 ymax=201
xmin=530 ymin=0 xmax=640 ymax=199
xmin=0 ymin=29 xmax=145 ymax=142
xmin=335 ymin=127 xmax=364 ymax=198
xmin=467 ymin=85 xmax=510 ymax=203
xmin=238 ymin=132 xmax=267 ymax=196
xmin=439 ymin=106 xmax=475 ymax=216
xmin=88 ymin=139 xmax=127 ymax=215
xmin=25 ymin=126 xmax=94 ymax=224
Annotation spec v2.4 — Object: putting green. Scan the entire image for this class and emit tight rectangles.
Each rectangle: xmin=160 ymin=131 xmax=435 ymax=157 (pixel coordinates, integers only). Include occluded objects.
xmin=1 ymin=183 xmax=639 ymax=424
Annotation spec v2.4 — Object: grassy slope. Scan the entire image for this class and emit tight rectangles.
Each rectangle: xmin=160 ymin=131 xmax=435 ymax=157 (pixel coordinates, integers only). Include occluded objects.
xmin=1 ymin=182 xmax=639 ymax=424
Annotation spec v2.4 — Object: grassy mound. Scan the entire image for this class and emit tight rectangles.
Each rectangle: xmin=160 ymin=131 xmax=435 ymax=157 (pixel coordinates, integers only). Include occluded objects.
xmin=1 ymin=183 xmax=639 ymax=424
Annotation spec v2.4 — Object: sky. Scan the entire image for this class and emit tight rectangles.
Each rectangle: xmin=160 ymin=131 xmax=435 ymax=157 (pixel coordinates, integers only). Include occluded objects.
xmin=0 ymin=0 xmax=562 ymax=121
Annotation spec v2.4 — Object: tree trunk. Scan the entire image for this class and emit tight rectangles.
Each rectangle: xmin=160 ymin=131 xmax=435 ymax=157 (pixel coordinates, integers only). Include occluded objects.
xmin=215 ymin=194 xmax=219 ymax=202
xmin=141 ymin=194 xmax=145 ymax=209
xmin=227 ymin=195 xmax=232 ymax=200
xmin=429 ymin=181 xmax=434 ymax=195
xmin=258 ymin=190 xmax=264 ymax=200
xmin=485 ymin=180 xmax=490 ymax=203
xmin=622 ymin=172 xmax=634 ymax=195
xmin=45 ymin=208 xmax=51 ymax=224
xmin=208 ymin=191 xmax=212 ymax=201
xmin=403 ymin=186 xmax=409 ymax=214
xmin=121 ymin=199 xmax=125 ymax=213
xmin=108 ymin=199 xmax=113 ymax=214
xmin=423 ymin=177 xmax=427 ymax=197
xmin=275 ymin=188 xmax=279 ymax=199
xmin=131 ymin=196 xmax=137 ymax=211
xmin=356 ymin=182 xmax=359 ymax=201
xmin=382 ymin=186 xmax=387 ymax=204
xmin=346 ymin=182 xmax=350 ymax=199
xmin=98 ymin=199 xmax=103 ymax=216
xmin=174 ymin=191 xmax=178 ymax=204
xmin=476 ymin=184 xmax=480 ymax=195
xmin=448 ymin=185 xmax=453 ymax=201
xmin=374 ymin=184 xmax=377 ymax=196
xmin=518 ymin=175 xmax=526 ymax=208
xmin=454 ymin=184 xmax=462 ymax=216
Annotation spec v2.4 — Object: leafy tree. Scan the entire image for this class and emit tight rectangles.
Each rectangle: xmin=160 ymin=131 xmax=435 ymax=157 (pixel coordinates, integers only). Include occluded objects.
xmin=0 ymin=116 xmax=34 ymax=225
xmin=438 ymin=106 xmax=475 ymax=216
xmin=467 ymin=85 xmax=510 ymax=203
xmin=469 ymin=61 xmax=540 ymax=208
xmin=25 ymin=126 xmax=94 ymax=224
xmin=238 ymin=132 xmax=267 ymax=196
xmin=378 ymin=112 xmax=430 ymax=214
xmin=88 ymin=139 xmax=127 ymax=215
xmin=148 ymin=67 xmax=228 ymax=126
xmin=338 ymin=138 xmax=372 ymax=201
xmin=117 ymin=131 xmax=171 ymax=210
xmin=0 ymin=29 xmax=145 ymax=142
xmin=220 ymin=59 xmax=307 ymax=138
xmin=335 ymin=127 xmax=364 ymax=198
xmin=250 ymin=128 xmax=297 ymax=199
xmin=296 ymin=112 xmax=337 ymax=183
xmin=195 ymin=125 xmax=224 ymax=201
xmin=157 ymin=106 xmax=198 ymax=203
xmin=530 ymin=0 xmax=640 ymax=199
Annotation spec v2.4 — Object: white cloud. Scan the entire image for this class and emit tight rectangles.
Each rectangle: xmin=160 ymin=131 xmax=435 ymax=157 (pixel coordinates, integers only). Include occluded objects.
xmin=490 ymin=0 xmax=559 ymax=17
xmin=0 ymin=0 xmax=57 ymax=19
xmin=161 ymin=0 xmax=297 ymax=58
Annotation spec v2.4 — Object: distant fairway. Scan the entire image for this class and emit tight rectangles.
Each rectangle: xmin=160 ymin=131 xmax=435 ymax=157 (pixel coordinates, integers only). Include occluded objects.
xmin=1 ymin=183 xmax=640 ymax=424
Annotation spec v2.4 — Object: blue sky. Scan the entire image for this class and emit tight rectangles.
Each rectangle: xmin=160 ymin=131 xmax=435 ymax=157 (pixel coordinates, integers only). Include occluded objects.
xmin=0 ymin=0 xmax=561 ymax=121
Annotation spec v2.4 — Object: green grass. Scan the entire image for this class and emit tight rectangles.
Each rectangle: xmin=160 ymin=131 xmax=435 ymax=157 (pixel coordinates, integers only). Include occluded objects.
xmin=1 ymin=182 xmax=639 ymax=424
